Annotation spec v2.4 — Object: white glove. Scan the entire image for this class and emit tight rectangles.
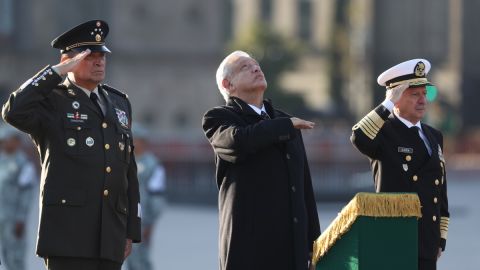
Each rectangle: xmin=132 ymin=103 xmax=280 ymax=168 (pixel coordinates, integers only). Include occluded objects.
xmin=385 ymin=83 xmax=409 ymax=104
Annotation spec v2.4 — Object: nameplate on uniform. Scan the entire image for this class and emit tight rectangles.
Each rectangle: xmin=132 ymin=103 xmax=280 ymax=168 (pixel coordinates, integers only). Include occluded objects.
xmin=398 ymin=147 xmax=413 ymax=154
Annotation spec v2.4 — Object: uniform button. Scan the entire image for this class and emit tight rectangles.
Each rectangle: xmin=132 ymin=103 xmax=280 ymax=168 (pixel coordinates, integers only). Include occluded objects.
xmin=106 ymin=166 xmax=111 ymax=173
xmin=105 ymin=144 xmax=110 ymax=150
xmin=432 ymin=215 xmax=437 ymax=222
xmin=291 ymin=186 xmax=296 ymax=192
xmin=61 ymin=199 xmax=66 ymax=204
xmin=405 ymin=155 xmax=412 ymax=161
xmin=412 ymin=175 xmax=418 ymax=181
xmin=433 ymin=197 xmax=438 ymax=203
xmin=77 ymin=126 xmax=82 ymax=131
xmin=293 ymin=217 xmax=298 ymax=223
xmin=103 ymin=189 xmax=109 ymax=196
xmin=435 ymin=179 xmax=440 ymax=185
xmin=102 ymin=122 xmax=108 ymax=128
xmin=286 ymin=153 xmax=291 ymax=159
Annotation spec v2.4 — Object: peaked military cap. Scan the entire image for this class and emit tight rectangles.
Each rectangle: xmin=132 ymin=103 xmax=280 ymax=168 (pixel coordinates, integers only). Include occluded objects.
xmin=51 ymin=20 xmax=111 ymax=54
xmin=377 ymin=59 xmax=432 ymax=89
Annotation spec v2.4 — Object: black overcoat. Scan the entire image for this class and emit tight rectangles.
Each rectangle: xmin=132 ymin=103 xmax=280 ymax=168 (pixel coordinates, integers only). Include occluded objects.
xmin=2 ymin=65 xmax=141 ymax=263
xmin=351 ymin=104 xmax=449 ymax=260
xmin=202 ymin=97 xmax=320 ymax=270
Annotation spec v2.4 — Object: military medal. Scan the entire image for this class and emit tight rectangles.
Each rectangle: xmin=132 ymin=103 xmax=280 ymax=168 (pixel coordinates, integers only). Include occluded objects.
xmin=67 ymin=138 xmax=76 ymax=147
xmin=72 ymin=101 xmax=80 ymax=109
xmin=402 ymin=164 xmax=408 ymax=172
xmin=86 ymin=137 xmax=95 ymax=147
xmin=67 ymin=89 xmax=76 ymax=96
xmin=119 ymin=142 xmax=125 ymax=151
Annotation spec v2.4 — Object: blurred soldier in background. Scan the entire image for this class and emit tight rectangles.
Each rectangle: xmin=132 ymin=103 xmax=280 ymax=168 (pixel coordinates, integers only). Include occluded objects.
xmin=0 ymin=124 xmax=36 ymax=270
xmin=125 ymin=124 xmax=166 ymax=270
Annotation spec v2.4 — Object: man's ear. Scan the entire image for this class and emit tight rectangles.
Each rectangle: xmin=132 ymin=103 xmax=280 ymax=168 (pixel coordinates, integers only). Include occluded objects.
xmin=222 ymin=79 xmax=232 ymax=90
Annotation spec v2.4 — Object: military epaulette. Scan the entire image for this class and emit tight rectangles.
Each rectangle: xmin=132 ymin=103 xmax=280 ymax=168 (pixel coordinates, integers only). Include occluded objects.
xmin=101 ymin=84 xmax=128 ymax=99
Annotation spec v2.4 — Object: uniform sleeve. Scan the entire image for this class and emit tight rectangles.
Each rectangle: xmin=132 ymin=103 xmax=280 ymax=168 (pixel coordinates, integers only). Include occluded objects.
xmin=438 ymin=133 xmax=450 ymax=251
xmin=350 ymin=104 xmax=391 ymax=159
xmin=126 ymin=101 xmax=142 ymax=243
xmin=2 ymin=65 xmax=62 ymax=136
xmin=202 ymin=107 xmax=297 ymax=163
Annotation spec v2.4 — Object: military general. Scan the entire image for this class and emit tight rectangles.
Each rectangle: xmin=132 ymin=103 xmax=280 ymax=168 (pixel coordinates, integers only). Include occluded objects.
xmin=1 ymin=20 xmax=141 ymax=270
xmin=351 ymin=59 xmax=450 ymax=270
xmin=202 ymin=51 xmax=321 ymax=270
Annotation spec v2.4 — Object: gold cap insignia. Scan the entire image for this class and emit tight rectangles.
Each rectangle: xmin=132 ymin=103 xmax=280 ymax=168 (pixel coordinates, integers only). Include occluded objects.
xmin=95 ymin=34 xmax=102 ymax=42
xmin=414 ymin=61 xmax=426 ymax=77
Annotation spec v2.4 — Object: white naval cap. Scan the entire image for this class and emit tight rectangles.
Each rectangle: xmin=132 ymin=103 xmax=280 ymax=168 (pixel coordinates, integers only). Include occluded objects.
xmin=377 ymin=59 xmax=432 ymax=89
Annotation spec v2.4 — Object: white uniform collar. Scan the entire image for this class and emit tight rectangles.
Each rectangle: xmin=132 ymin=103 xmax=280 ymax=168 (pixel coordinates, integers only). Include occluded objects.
xmin=394 ymin=111 xmax=422 ymax=130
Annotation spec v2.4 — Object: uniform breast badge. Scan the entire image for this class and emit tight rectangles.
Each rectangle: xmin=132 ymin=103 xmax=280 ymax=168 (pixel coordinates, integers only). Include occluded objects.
xmin=115 ymin=108 xmax=129 ymax=128
xmin=86 ymin=137 xmax=95 ymax=147
xmin=72 ymin=101 xmax=80 ymax=109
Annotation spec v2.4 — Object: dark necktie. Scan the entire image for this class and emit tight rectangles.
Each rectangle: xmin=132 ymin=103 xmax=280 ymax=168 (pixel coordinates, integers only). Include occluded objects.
xmin=90 ymin=92 xmax=104 ymax=117
xmin=261 ymin=111 xmax=271 ymax=120
xmin=411 ymin=126 xmax=431 ymax=155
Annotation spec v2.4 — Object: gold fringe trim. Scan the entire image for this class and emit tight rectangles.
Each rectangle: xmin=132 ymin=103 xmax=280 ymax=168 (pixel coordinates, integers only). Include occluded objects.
xmin=312 ymin=193 xmax=422 ymax=265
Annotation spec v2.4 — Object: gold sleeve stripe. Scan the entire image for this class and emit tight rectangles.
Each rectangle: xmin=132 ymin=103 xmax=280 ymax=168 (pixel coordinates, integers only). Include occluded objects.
xmin=440 ymin=216 xmax=449 ymax=239
xmin=366 ymin=110 xmax=385 ymax=129
xmin=362 ymin=118 xmax=380 ymax=134
xmin=352 ymin=110 xmax=385 ymax=140
xmin=358 ymin=123 xmax=375 ymax=140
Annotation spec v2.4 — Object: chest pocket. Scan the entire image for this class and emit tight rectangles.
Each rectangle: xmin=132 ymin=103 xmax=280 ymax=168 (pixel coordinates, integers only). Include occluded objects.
xmin=63 ymin=119 xmax=97 ymax=156
xmin=115 ymin=122 xmax=132 ymax=164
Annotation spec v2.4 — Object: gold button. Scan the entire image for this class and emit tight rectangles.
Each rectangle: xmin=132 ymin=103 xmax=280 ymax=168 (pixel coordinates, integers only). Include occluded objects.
xmin=61 ymin=199 xmax=66 ymax=204
xmin=435 ymin=179 xmax=440 ymax=185
xmin=103 ymin=189 xmax=109 ymax=196
xmin=405 ymin=155 xmax=412 ymax=161
xmin=102 ymin=122 xmax=108 ymax=128
xmin=433 ymin=215 xmax=437 ymax=222
xmin=77 ymin=126 xmax=82 ymax=131
xmin=434 ymin=197 xmax=438 ymax=203
xmin=412 ymin=175 xmax=418 ymax=181
xmin=106 ymin=166 xmax=111 ymax=173
xmin=105 ymin=144 xmax=110 ymax=150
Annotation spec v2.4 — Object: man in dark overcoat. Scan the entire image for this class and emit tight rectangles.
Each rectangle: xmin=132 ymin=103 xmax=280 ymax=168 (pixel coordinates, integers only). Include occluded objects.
xmin=351 ymin=59 xmax=450 ymax=270
xmin=202 ymin=50 xmax=321 ymax=270
xmin=2 ymin=20 xmax=141 ymax=270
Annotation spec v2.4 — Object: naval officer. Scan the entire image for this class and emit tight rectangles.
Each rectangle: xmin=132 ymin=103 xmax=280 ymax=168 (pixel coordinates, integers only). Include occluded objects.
xmin=2 ymin=19 xmax=141 ymax=270
xmin=351 ymin=59 xmax=450 ymax=270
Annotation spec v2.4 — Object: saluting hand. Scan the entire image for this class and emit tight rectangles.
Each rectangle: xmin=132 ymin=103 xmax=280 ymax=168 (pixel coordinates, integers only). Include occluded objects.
xmin=52 ymin=49 xmax=91 ymax=76
xmin=385 ymin=83 xmax=409 ymax=104
xmin=290 ymin=117 xmax=315 ymax=129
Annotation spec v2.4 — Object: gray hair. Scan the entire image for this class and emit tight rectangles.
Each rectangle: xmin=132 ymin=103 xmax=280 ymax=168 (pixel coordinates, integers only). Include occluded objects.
xmin=215 ymin=50 xmax=251 ymax=102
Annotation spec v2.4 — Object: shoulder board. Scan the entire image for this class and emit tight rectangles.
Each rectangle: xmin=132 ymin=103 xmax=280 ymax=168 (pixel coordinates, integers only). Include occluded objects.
xmin=101 ymin=84 xmax=128 ymax=99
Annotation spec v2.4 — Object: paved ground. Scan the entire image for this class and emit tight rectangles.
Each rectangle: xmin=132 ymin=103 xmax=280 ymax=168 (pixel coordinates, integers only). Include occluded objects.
xmin=1 ymin=178 xmax=476 ymax=270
